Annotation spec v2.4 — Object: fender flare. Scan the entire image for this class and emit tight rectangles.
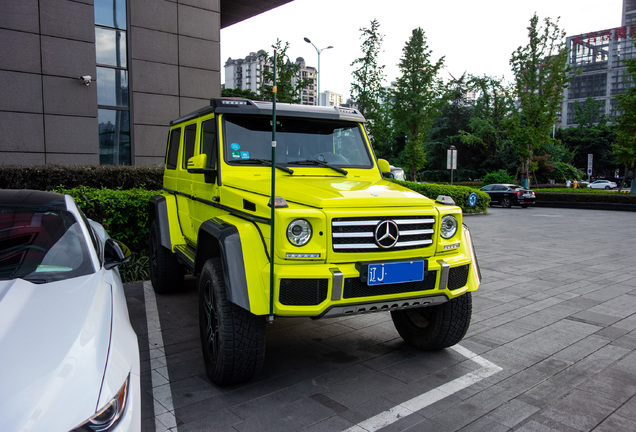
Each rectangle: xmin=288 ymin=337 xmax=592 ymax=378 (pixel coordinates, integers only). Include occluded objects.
xmin=196 ymin=218 xmax=251 ymax=312
xmin=148 ymin=195 xmax=172 ymax=249
xmin=462 ymin=223 xmax=481 ymax=285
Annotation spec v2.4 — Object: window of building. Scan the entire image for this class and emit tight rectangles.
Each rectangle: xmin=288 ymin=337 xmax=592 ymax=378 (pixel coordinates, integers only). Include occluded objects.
xmin=568 ymin=73 xmax=607 ymax=99
xmin=95 ymin=0 xmax=130 ymax=165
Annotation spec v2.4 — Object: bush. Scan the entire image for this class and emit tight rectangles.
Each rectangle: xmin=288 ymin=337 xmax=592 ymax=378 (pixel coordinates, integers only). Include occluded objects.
xmin=550 ymin=162 xmax=584 ymax=183
xmin=54 ymin=186 xmax=158 ymax=253
xmin=0 ymin=164 xmax=163 ymax=190
xmin=53 ymin=186 xmax=159 ymax=282
xmin=393 ymin=180 xmax=490 ymax=214
xmin=482 ymin=170 xmax=515 ymax=186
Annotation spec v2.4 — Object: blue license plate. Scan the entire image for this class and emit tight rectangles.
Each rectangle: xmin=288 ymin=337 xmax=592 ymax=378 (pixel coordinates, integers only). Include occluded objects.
xmin=367 ymin=260 xmax=425 ymax=286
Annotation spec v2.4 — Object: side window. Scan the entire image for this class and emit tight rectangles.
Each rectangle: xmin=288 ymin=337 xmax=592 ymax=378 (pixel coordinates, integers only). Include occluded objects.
xmin=166 ymin=128 xmax=181 ymax=170
xmin=201 ymin=118 xmax=217 ymax=169
xmin=183 ymin=124 xmax=197 ymax=168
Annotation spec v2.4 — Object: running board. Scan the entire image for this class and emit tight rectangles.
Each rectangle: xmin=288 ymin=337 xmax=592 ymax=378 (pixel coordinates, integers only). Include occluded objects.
xmin=174 ymin=244 xmax=195 ymax=271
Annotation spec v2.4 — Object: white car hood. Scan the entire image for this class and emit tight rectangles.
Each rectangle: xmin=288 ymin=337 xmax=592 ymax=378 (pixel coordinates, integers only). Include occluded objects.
xmin=0 ymin=272 xmax=112 ymax=432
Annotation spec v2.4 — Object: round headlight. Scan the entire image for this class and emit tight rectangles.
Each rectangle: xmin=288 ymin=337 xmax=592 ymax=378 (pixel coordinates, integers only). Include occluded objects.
xmin=287 ymin=219 xmax=312 ymax=246
xmin=440 ymin=215 xmax=458 ymax=239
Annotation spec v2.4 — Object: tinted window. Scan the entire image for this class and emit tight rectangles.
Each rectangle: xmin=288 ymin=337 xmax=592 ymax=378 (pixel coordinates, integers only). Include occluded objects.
xmin=183 ymin=124 xmax=197 ymax=168
xmin=493 ymin=185 xmax=507 ymax=191
xmin=201 ymin=119 xmax=217 ymax=169
xmin=0 ymin=208 xmax=94 ymax=283
xmin=166 ymin=128 xmax=181 ymax=170
xmin=223 ymin=115 xmax=373 ymax=168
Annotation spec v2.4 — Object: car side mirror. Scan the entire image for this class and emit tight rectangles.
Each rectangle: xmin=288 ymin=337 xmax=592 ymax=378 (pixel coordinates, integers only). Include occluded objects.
xmin=104 ymin=238 xmax=131 ymax=270
xmin=377 ymin=159 xmax=392 ymax=178
xmin=187 ymin=154 xmax=217 ymax=184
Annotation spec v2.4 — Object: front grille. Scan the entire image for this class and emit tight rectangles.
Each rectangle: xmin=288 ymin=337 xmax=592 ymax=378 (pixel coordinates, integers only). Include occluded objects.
xmin=448 ymin=265 xmax=469 ymax=290
xmin=343 ymin=270 xmax=437 ymax=299
xmin=280 ymin=279 xmax=328 ymax=306
xmin=332 ymin=216 xmax=435 ymax=253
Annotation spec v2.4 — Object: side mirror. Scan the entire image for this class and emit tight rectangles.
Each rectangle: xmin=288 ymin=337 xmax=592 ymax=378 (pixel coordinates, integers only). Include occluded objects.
xmin=187 ymin=154 xmax=217 ymax=183
xmin=104 ymin=238 xmax=131 ymax=270
xmin=377 ymin=159 xmax=392 ymax=178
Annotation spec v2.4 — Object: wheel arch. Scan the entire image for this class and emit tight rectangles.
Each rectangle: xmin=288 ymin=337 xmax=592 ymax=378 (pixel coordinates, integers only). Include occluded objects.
xmin=196 ymin=218 xmax=252 ymax=312
xmin=148 ymin=195 xmax=172 ymax=249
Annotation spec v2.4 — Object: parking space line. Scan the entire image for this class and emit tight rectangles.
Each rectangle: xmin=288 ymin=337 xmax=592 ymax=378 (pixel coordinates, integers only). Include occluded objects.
xmin=144 ymin=281 xmax=179 ymax=432
xmin=343 ymin=345 xmax=502 ymax=432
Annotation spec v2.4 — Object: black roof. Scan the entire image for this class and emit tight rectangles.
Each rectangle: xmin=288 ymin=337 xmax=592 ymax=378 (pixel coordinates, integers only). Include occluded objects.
xmin=170 ymin=98 xmax=366 ymax=126
xmin=0 ymin=189 xmax=66 ymax=210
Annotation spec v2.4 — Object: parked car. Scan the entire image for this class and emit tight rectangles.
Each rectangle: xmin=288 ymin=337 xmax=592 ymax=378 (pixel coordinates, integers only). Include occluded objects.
xmin=587 ymin=179 xmax=617 ymax=190
xmin=0 ymin=190 xmax=140 ymax=432
xmin=480 ymin=184 xmax=536 ymax=208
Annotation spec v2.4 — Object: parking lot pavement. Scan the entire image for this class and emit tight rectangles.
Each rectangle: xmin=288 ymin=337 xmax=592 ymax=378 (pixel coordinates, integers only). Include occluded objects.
xmin=124 ymin=206 xmax=636 ymax=432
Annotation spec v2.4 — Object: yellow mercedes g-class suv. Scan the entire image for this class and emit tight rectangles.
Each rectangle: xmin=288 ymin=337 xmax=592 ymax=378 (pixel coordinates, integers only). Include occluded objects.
xmin=148 ymin=98 xmax=480 ymax=385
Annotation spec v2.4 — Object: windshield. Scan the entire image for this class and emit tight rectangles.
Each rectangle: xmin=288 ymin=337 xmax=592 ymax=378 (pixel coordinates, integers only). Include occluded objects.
xmin=222 ymin=115 xmax=373 ymax=169
xmin=0 ymin=208 xmax=94 ymax=283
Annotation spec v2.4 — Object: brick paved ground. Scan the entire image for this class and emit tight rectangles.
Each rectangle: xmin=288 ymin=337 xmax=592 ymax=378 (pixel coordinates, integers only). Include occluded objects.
xmin=124 ymin=206 xmax=636 ymax=431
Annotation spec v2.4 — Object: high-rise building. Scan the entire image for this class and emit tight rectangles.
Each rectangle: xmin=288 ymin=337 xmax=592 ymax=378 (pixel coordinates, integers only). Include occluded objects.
xmin=560 ymin=0 xmax=635 ymax=127
xmin=223 ymin=53 xmax=317 ymax=104
xmin=223 ymin=51 xmax=268 ymax=95
xmin=319 ymin=90 xmax=345 ymax=107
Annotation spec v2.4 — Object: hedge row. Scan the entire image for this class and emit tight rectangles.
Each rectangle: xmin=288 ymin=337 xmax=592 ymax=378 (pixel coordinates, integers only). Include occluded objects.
xmin=0 ymin=164 xmax=163 ymax=190
xmin=535 ymin=189 xmax=636 ymax=204
xmin=52 ymin=186 xmax=160 ymax=282
xmin=393 ymin=180 xmax=490 ymax=214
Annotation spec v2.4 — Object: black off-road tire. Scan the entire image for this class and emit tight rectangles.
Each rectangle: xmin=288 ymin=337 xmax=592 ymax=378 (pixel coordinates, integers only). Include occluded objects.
xmin=149 ymin=220 xmax=184 ymax=293
xmin=500 ymin=198 xmax=512 ymax=208
xmin=199 ymin=258 xmax=266 ymax=385
xmin=391 ymin=292 xmax=472 ymax=350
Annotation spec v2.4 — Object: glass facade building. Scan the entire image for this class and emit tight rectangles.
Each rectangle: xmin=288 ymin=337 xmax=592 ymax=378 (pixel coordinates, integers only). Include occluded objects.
xmin=561 ymin=1 xmax=636 ymax=126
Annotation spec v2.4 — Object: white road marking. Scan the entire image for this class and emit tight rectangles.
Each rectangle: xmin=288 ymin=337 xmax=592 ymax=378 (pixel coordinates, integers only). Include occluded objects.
xmin=144 ymin=281 xmax=179 ymax=432
xmin=343 ymin=344 xmax=502 ymax=432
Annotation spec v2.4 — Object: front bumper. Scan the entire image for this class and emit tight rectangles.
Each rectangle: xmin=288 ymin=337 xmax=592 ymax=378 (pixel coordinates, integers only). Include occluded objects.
xmin=269 ymin=249 xmax=479 ymax=318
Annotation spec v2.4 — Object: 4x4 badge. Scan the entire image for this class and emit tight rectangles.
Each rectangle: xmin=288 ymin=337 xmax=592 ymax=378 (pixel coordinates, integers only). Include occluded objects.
xmin=375 ymin=220 xmax=399 ymax=248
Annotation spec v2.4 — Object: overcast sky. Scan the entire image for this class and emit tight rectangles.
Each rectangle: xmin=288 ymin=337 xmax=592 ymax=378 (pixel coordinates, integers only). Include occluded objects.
xmin=220 ymin=0 xmax=624 ymax=99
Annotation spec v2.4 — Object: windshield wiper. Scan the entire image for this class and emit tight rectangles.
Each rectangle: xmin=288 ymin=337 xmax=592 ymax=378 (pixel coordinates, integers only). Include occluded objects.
xmin=287 ymin=159 xmax=348 ymax=175
xmin=233 ymin=158 xmax=294 ymax=174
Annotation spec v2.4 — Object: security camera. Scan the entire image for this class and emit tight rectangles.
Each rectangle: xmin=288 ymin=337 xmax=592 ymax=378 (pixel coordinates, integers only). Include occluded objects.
xmin=79 ymin=75 xmax=92 ymax=86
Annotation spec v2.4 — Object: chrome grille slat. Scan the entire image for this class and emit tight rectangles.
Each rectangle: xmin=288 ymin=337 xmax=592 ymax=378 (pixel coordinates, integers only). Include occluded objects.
xmin=331 ymin=215 xmax=435 ymax=253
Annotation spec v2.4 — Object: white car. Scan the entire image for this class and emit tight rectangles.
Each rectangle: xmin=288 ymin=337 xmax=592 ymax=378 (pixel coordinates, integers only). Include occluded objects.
xmin=0 ymin=190 xmax=140 ymax=432
xmin=587 ymin=180 xmax=617 ymax=190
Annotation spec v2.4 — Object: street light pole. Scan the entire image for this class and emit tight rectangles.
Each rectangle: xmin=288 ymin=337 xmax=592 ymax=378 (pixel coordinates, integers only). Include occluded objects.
xmin=304 ymin=37 xmax=332 ymax=105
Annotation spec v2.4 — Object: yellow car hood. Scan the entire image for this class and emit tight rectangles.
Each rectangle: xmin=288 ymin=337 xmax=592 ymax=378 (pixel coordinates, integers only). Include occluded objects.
xmin=223 ymin=175 xmax=434 ymax=209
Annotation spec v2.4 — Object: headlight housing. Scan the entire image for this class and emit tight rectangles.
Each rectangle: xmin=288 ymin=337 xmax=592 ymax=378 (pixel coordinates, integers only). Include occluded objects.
xmin=287 ymin=219 xmax=312 ymax=246
xmin=440 ymin=215 xmax=458 ymax=239
xmin=71 ymin=375 xmax=129 ymax=432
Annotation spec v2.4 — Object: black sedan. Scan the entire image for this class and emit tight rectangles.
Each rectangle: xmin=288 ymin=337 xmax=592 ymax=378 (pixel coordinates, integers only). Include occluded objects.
xmin=480 ymin=184 xmax=536 ymax=208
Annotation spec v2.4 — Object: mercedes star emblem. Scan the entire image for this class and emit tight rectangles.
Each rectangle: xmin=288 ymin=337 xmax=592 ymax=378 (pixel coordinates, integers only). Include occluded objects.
xmin=375 ymin=220 xmax=399 ymax=248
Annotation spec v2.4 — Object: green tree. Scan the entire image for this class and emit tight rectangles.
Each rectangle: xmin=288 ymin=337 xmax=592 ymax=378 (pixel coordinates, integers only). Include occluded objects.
xmin=614 ymin=38 xmax=636 ymax=193
xmin=556 ymin=99 xmax=617 ymax=179
xmin=350 ymin=19 xmax=387 ymax=150
xmin=509 ymin=14 xmax=571 ymax=188
xmin=222 ymin=87 xmax=260 ymax=100
xmin=393 ymin=27 xmax=446 ymax=180
xmin=259 ymin=39 xmax=311 ymax=103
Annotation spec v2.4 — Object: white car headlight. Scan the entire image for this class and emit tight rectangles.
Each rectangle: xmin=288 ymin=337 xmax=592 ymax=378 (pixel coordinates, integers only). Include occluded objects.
xmin=287 ymin=219 xmax=312 ymax=246
xmin=440 ymin=215 xmax=458 ymax=239
xmin=71 ymin=375 xmax=129 ymax=432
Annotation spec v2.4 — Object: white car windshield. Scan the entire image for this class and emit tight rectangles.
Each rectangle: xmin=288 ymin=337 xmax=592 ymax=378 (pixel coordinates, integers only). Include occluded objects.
xmin=0 ymin=208 xmax=94 ymax=283
xmin=223 ymin=115 xmax=373 ymax=169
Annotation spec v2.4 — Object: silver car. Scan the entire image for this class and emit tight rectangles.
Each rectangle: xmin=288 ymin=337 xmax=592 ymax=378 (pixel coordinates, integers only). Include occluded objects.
xmin=587 ymin=180 xmax=617 ymax=190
